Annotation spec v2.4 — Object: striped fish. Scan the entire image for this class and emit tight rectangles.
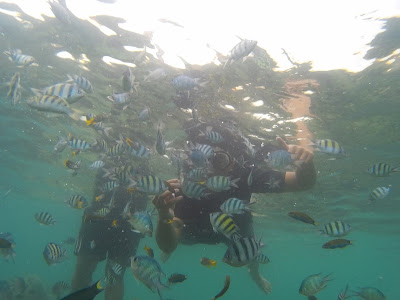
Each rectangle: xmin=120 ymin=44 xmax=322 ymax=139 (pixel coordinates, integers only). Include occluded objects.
xmin=200 ymin=130 xmax=224 ymax=143
xmin=52 ymin=281 xmax=69 ymax=298
xmin=256 ymin=253 xmax=270 ymax=264
xmin=187 ymin=168 xmax=208 ymax=182
xmin=65 ymin=195 xmax=88 ymax=209
xmin=111 ymin=263 xmax=123 ymax=276
xmin=34 ymin=212 xmax=56 ymax=225
xmin=107 ymin=143 xmax=126 ymax=157
xmin=94 ymin=138 xmax=108 ymax=152
xmin=321 ymin=221 xmax=351 ymax=237
xmin=209 ymin=212 xmax=241 ymax=241
xmin=352 ymin=287 xmax=386 ymax=300
xmin=27 ymin=95 xmax=85 ymax=121
xmin=67 ymin=135 xmax=91 ymax=151
xmin=368 ymin=163 xmax=399 ymax=177
xmin=299 ymin=273 xmax=332 ymax=297
xmin=128 ymin=211 xmax=153 ymax=237
xmin=7 ymin=72 xmax=21 ymax=105
xmin=107 ymin=91 xmax=131 ymax=109
xmin=223 ymin=39 xmax=257 ymax=68
xmin=43 ymin=242 xmax=66 ymax=265
xmin=66 ymin=74 xmax=93 ymax=92
xmin=337 ymin=284 xmax=349 ymax=300
xmin=369 ymin=186 xmax=391 ymax=201
xmin=131 ymin=256 xmax=168 ymax=298
xmin=193 ymin=143 xmax=214 ymax=158
xmin=89 ymin=160 xmax=105 ymax=169
xmin=31 ymin=83 xmax=85 ymax=104
xmin=129 ymin=175 xmax=169 ymax=195
xmin=205 ymin=176 xmax=240 ymax=192
xmin=310 ymin=138 xmax=345 ymax=155
xmin=95 ymin=207 xmax=110 ymax=217
xmin=181 ymin=180 xmax=208 ymax=199
xmin=102 ymin=181 xmax=119 ymax=192
xmin=127 ymin=142 xmax=150 ymax=159
xmin=222 ymin=236 xmax=263 ymax=267
xmin=4 ymin=49 xmax=35 ymax=66
xmin=93 ymin=122 xmax=112 ymax=137
xmin=220 ymin=198 xmax=253 ymax=215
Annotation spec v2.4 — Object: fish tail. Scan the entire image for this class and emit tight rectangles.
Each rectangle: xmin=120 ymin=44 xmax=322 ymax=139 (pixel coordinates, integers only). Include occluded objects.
xmin=231 ymin=178 xmax=240 ymax=188
xmin=391 ymin=166 xmax=400 ymax=172
xmin=66 ymin=74 xmax=73 ymax=82
xmin=68 ymin=108 xmax=86 ymax=122
xmin=86 ymin=117 xmax=95 ymax=126
xmin=30 ymin=87 xmax=43 ymax=96
xmin=210 ymin=260 xmax=217 ymax=267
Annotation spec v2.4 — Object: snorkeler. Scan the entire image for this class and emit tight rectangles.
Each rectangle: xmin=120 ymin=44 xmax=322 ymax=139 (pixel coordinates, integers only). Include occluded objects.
xmin=152 ymin=120 xmax=316 ymax=295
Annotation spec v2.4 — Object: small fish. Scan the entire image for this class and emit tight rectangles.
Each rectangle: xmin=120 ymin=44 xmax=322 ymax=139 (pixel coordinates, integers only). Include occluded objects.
xmin=200 ymin=129 xmax=223 ymax=143
xmin=368 ymin=162 xmax=399 ymax=177
xmin=64 ymin=160 xmax=81 ymax=170
xmin=102 ymin=181 xmax=119 ymax=193
xmin=351 ymin=287 xmax=386 ymax=300
xmin=107 ymin=142 xmax=126 ymax=157
xmin=67 ymin=135 xmax=91 ymax=151
xmin=128 ymin=175 xmax=170 ymax=195
xmin=130 ymin=256 xmax=168 ymax=298
xmin=144 ymin=245 xmax=154 ymax=258
xmin=267 ymin=150 xmax=293 ymax=169
xmin=299 ymin=273 xmax=332 ymax=298
xmin=222 ymin=236 xmax=263 ymax=267
xmin=172 ymin=75 xmax=206 ymax=91
xmin=122 ymin=67 xmax=138 ymax=92
xmin=59 ymin=280 xmax=104 ymax=300
xmin=95 ymin=207 xmax=110 ymax=217
xmin=309 ymin=138 xmax=345 ymax=155
xmin=138 ymin=106 xmax=150 ymax=121
xmin=27 ymin=95 xmax=86 ymax=121
xmin=321 ymin=221 xmax=351 ymax=237
xmin=34 ymin=212 xmax=56 ymax=225
xmin=43 ymin=242 xmax=67 ymax=265
xmin=337 ymin=284 xmax=349 ymax=300
xmin=224 ymin=39 xmax=257 ymax=68
xmin=143 ymin=68 xmax=167 ymax=82
xmin=187 ymin=168 xmax=208 ymax=182
xmin=31 ymin=83 xmax=85 ymax=104
xmin=52 ymin=281 xmax=69 ymax=298
xmin=126 ymin=142 xmax=150 ymax=159
xmin=322 ymin=239 xmax=352 ymax=249
xmin=288 ymin=211 xmax=318 ymax=226
xmin=220 ymin=198 xmax=253 ymax=215
xmin=209 ymin=212 xmax=241 ymax=241
xmin=48 ymin=0 xmax=71 ymax=25
xmin=167 ymin=273 xmax=187 ymax=285
xmin=181 ymin=180 xmax=208 ymax=199
xmin=65 ymin=195 xmax=88 ymax=209
xmin=127 ymin=211 xmax=153 ymax=237
xmin=107 ymin=91 xmax=132 ymax=110
xmin=211 ymin=275 xmax=230 ymax=300
xmin=0 ymin=232 xmax=16 ymax=262
xmin=369 ymin=186 xmax=391 ymax=201
xmin=89 ymin=160 xmax=105 ymax=169
xmin=189 ymin=149 xmax=208 ymax=167
xmin=193 ymin=143 xmax=215 ymax=158
xmin=200 ymin=257 xmax=217 ymax=268
xmin=205 ymin=176 xmax=240 ymax=192
xmin=111 ymin=262 xmax=123 ymax=276
xmin=4 ymin=49 xmax=36 ymax=66
xmin=7 ymin=72 xmax=21 ymax=105
xmin=93 ymin=122 xmax=112 ymax=137
xmin=155 ymin=123 xmax=166 ymax=155
xmin=66 ymin=74 xmax=93 ymax=93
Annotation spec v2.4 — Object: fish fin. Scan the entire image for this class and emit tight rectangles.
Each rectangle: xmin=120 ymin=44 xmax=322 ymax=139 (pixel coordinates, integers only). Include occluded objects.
xmin=86 ymin=117 xmax=95 ymax=126
xmin=160 ymin=251 xmax=171 ymax=263
xmin=210 ymin=260 xmax=217 ymax=267
xmin=231 ymin=178 xmax=240 ymax=188
xmin=68 ymin=108 xmax=86 ymax=122
xmin=30 ymin=87 xmax=43 ymax=96
xmin=66 ymin=74 xmax=74 ymax=82
xmin=392 ymin=166 xmax=400 ymax=172
xmin=313 ymin=221 xmax=319 ymax=226
xmin=106 ymin=96 xmax=114 ymax=103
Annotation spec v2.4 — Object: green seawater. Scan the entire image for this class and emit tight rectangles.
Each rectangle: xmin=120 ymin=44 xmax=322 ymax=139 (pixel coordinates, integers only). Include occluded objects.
xmin=0 ymin=2 xmax=399 ymax=300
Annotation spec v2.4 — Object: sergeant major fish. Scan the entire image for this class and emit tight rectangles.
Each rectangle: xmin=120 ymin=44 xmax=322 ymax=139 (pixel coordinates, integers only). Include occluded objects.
xmin=107 ymin=91 xmax=132 ymax=110
xmin=172 ymin=75 xmax=207 ymax=91
xmin=43 ymin=242 xmax=67 ymax=265
xmin=321 ymin=221 xmax=351 ymax=237
xmin=31 ymin=83 xmax=85 ymax=104
xmin=4 ymin=49 xmax=36 ymax=67
xmin=34 ymin=212 xmax=56 ymax=225
xmin=128 ymin=175 xmax=171 ymax=195
xmin=299 ymin=273 xmax=332 ymax=299
xmin=67 ymin=74 xmax=93 ymax=93
xmin=181 ymin=180 xmax=208 ymax=199
xmin=222 ymin=236 xmax=264 ymax=267
xmin=209 ymin=212 xmax=241 ymax=241
xmin=220 ymin=198 xmax=254 ymax=215
xmin=7 ymin=72 xmax=21 ymax=105
xmin=368 ymin=162 xmax=399 ymax=177
xmin=309 ymin=138 xmax=345 ymax=155
xmin=65 ymin=195 xmax=88 ymax=209
xmin=223 ymin=39 xmax=257 ymax=68
xmin=27 ymin=95 xmax=86 ymax=122
xmin=205 ymin=176 xmax=240 ymax=192
xmin=369 ymin=186 xmax=391 ymax=201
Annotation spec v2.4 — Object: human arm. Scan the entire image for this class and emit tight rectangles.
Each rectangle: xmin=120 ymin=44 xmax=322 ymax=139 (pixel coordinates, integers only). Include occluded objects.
xmin=152 ymin=179 xmax=183 ymax=255
xmin=276 ymin=137 xmax=316 ymax=191
xmin=248 ymin=262 xmax=272 ymax=294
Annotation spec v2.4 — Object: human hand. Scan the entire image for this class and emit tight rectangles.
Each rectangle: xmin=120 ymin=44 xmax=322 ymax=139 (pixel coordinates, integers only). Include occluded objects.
xmin=152 ymin=179 xmax=183 ymax=220
xmin=276 ymin=136 xmax=314 ymax=165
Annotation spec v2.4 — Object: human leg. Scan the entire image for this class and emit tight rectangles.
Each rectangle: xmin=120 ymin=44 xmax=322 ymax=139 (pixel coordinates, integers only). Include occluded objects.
xmin=71 ymin=255 xmax=99 ymax=291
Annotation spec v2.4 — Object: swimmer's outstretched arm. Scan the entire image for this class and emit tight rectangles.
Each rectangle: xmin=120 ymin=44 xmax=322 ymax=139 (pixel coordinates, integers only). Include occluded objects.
xmin=276 ymin=137 xmax=317 ymax=191
xmin=152 ymin=179 xmax=183 ymax=255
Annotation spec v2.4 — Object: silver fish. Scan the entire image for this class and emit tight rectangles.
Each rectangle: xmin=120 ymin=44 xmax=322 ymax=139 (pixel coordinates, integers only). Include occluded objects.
xmin=4 ymin=49 xmax=35 ymax=67
xmin=7 ymin=72 xmax=21 ymax=105
xmin=224 ymin=39 xmax=257 ymax=68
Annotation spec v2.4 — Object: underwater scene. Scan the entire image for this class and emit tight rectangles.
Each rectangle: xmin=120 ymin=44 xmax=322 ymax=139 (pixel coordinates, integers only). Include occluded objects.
xmin=0 ymin=0 xmax=399 ymax=299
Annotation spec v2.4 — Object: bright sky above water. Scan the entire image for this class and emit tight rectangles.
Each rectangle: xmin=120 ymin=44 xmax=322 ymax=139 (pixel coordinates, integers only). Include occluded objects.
xmin=6 ymin=0 xmax=400 ymax=72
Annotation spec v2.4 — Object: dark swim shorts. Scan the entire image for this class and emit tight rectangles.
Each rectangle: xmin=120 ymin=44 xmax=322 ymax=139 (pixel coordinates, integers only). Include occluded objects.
xmin=74 ymin=218 xmax=142 ymax=267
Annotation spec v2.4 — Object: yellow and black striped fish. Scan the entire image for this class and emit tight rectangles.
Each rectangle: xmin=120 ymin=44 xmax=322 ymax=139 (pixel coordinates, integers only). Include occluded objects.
xmin=369 ymin=186 xmax=391 ymax=201
xmin=321 ymin=221 xmax=351 ymax=237
xmin=65 ymin=195 xmax=88 ymax=209
xmin=43 ymin=242 xmax=66 ymax=265
xmin=34 ymin=212 xmax=56 ymax=225
xmin=129 ymin=175 xmax=170 ymax=195
xmin=368 ymin=163 xmax=399 ymax=177
xmin=310 ymin=138 xmax=345 ymax=155
xmin=209 ymin=212 xmax=241 ymax=240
